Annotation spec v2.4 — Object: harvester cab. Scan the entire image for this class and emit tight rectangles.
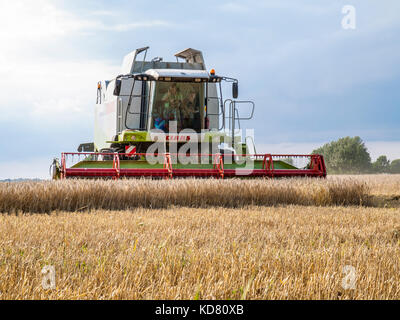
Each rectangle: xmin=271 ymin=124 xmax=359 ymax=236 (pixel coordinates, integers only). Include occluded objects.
xmin=92 ymin=47 xmax=252 ymax=156
xmin=53 ymin=46 xmax=327 ymax=179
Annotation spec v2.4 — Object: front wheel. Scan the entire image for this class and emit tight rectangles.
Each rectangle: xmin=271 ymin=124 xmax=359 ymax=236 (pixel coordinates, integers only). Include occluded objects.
xmin=99 ymin=148 xmax=115 ymax=161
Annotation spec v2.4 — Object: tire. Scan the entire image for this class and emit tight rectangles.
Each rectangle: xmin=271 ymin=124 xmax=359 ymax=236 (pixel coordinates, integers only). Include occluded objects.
xmin=100 ymin=148 xmax=115 ymax=161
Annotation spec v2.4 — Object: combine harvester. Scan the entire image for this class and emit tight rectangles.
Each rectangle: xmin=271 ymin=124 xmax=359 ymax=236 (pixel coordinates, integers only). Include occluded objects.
xmin=51 ymin=47 xmax=326 ymax=179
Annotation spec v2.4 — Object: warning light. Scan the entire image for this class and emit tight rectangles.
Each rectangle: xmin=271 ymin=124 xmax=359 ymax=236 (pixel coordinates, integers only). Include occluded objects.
xmin=210 ymin=69 xmax=215 ymax=75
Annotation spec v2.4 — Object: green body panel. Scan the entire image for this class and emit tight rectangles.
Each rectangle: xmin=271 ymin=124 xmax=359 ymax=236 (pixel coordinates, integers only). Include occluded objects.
xmin=71 ymin=159 xmax=298 ymax=170
xmin=273 ymin=160 xmax=298 ymax=169
xmin=106 ymin=130 xmax=238 ymax=144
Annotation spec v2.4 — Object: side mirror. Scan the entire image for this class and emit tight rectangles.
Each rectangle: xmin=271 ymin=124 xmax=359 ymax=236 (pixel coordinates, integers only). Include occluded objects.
xmin=232 ymin=82 xmax=238 ymax=99
xmin=113 ymin=79 xmax=122 ymax=96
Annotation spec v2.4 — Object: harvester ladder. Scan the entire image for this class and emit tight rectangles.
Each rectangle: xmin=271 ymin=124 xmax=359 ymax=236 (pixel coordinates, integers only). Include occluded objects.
xmin=206 ymin=82 xmax=225 ymax=130
xmin=224 ymin=99 xmax=255 ymax=149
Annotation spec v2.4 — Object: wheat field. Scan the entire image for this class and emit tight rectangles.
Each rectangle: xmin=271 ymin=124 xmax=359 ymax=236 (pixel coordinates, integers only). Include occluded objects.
xmin=0 ymin=175 xmax=399 ymax=299
xmin=0 ymin=177 xmax=371 ymax=213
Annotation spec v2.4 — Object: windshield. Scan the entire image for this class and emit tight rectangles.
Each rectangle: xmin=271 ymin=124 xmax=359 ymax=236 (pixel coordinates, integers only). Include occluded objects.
xmin=151 ymin=82 xmax=203 ymax=133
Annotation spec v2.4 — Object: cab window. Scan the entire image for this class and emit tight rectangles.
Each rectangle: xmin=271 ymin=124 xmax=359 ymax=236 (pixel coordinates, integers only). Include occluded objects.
xmin=151 ymin=82 xmax=203 ymax=133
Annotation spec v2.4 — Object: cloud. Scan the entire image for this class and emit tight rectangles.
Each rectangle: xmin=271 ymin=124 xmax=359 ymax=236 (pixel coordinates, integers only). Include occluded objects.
xmin=104 ymin=20 xmax=171 ymax=32
xmin=89 ymin=10 xmax=117 ymax=17
xmin=0 ymin=58 xmax=120 ymax=122
xmin=0 ymin=1 xmax=98 ymax=42
xmin=0 ymin=1 xmax=171 ymax=123
xmin=365 ymin=142 xmax=400 ymax=162
xmin=0 ymin=0 xmax=170 ymax=178
xmin=219 ymin=2 xmax=250 ymax=13
xmin=0 ymin=0 xmax=171 ymax=50
xmin=0 ymin=0 xmax=399 ymax=178
xmin=214 ymin=1 xmax=400 ymax=103
xmin=0 ymin=157 xmax=52 ymax=180
xmin=256 ymin=142 xmax=321 ymax=155
xmin=219 ymin=0 xmax=335 ymax=15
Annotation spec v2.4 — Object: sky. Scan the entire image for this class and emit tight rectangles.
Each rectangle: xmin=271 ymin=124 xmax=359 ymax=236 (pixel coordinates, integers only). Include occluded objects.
xmin=0 ymin=0 xmax=399 ymax=179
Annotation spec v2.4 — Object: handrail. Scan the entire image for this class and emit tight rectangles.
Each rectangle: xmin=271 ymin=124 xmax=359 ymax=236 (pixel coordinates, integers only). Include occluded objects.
xmin=62 ymin=152 xmax=324 ymax=158
xmin=207 ymin=96 xmax=225 ymax=131
xmin=231 ymin=100 xmax=255 ymax=120
xmin=61 ymin=152 xmax=325 ymax=159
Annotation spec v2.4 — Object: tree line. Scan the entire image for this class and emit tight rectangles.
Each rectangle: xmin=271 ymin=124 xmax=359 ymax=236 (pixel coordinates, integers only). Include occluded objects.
xmin=312 ymin=136 xmax=400 ymax=174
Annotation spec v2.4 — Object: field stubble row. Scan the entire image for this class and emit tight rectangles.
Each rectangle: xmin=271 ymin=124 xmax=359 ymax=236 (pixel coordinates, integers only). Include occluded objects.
xmin=0 ymin=176 xmax=378 ymax=213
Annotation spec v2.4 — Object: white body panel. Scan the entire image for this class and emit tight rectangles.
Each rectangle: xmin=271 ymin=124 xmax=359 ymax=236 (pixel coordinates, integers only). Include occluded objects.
xmin=94 ymin=100 xmax=117 ymax=151
xmin=121 ymin=50 xmax=137 ymax=74
xmin=145 ymin=69 xmax=210 ymax=80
